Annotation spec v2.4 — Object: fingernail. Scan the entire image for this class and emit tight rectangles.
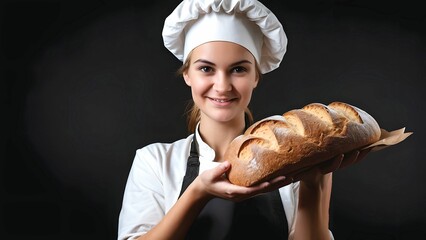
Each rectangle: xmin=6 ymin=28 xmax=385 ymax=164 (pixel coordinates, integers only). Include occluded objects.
xmin=221 ymin=161 xmax=230 ymax=169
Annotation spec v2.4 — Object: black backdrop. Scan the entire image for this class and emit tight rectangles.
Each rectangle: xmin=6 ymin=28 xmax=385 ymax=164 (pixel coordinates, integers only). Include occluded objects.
xmin=1 ymin=0 xmax=424 ymax=239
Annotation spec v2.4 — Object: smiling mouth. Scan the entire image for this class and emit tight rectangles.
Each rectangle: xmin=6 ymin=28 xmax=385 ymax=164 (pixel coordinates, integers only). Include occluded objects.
xmin=214 ymin=99 xmax=229 ymax=103
xmin=210 ymin=98 xmax=235 ymax=103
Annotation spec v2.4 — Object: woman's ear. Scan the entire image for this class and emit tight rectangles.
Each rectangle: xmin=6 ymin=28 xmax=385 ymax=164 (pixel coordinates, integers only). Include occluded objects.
xmin=253 ymin=74 xmax=260 ymax=89
xmin=183 ymin=72 xmax=191 ymax=87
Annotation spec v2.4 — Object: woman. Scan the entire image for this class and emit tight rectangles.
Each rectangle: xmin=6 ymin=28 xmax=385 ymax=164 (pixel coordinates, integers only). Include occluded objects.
xmin=118 ymin=0 xmax=367 ymax=239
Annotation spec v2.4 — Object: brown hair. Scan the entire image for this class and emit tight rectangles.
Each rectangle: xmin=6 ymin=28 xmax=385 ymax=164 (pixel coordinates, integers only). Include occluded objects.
xmin=178 ymin=54 xmax=261 ymax=133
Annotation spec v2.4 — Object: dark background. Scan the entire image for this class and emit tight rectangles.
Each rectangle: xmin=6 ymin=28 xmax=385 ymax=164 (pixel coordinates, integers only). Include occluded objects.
xmin=1 ymin=0 xmax=424 ymax=239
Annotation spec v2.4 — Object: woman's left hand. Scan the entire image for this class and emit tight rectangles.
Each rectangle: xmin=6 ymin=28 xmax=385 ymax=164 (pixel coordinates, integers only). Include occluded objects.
xmin=196 ymin=161 xmax=289 ymax=202
xmin=288 ymin=147 xmax=372 ymax=185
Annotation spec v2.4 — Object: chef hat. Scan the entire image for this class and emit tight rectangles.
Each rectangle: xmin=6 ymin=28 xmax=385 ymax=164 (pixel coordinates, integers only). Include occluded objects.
xmin=162 ymin=0 xmax=287 ymax=73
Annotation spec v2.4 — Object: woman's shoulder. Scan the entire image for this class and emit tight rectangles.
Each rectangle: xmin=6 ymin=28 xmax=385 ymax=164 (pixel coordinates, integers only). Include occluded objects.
xmin=130 ymin=134 xmax=194 ymax=175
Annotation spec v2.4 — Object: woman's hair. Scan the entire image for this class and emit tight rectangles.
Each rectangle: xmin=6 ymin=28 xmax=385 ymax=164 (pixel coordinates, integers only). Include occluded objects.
xmin=178 ymin=53 xmax=261 ymax=133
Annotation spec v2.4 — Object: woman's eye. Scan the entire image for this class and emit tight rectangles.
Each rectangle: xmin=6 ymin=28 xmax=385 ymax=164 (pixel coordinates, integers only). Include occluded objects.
xmin=199 ymin=66 xmax=213 ymax=72
xmin=232 ymin=66 xmax=247 ymax=73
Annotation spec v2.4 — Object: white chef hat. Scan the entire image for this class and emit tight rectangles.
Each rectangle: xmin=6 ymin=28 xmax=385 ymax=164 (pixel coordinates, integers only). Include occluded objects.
xmin=162 ymin=0 xmax=287 ymax=74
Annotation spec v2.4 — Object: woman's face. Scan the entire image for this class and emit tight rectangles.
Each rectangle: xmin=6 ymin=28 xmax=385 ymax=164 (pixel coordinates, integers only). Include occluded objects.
xmin=183 ymin=41 xmax=259 ymax=124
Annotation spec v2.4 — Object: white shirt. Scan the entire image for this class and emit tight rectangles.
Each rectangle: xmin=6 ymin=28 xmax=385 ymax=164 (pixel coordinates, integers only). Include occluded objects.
xmin=118 ymin=126 xmax=333 ymax=240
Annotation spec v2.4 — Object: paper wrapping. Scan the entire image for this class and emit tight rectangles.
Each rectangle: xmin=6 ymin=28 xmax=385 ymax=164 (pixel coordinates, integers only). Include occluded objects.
xmin=363 ymin=127 xmax=413 ymax=152
xmin=284 ymin=127 xmax=413 ymax=182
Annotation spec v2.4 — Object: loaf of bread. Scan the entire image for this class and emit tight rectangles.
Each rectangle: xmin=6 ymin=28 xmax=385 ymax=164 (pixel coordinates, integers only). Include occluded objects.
xmin=224 ymin=102 xmax=381 ymax=186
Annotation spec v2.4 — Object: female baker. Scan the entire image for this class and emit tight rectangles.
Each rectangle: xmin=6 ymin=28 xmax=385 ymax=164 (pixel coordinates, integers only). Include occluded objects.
xmin=118 ymin=0 xmax=368 ymax=239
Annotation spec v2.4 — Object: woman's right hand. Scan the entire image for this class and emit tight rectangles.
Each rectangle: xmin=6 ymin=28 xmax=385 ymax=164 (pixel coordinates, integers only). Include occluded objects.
xmin=193 ymin=161 xmax=289 ymax=202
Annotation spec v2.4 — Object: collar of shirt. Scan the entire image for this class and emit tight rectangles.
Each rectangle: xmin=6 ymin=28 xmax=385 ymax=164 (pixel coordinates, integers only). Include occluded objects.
xmin=194 ymin=122 xmax=221 ymax=174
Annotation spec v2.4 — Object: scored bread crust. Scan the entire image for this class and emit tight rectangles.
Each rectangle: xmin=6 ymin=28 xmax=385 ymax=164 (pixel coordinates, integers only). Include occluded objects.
xmin=224 ymin=102 xmax=381 ymax=186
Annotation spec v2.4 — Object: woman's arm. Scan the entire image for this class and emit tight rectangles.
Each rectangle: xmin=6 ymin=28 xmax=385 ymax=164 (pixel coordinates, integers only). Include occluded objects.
xmin=293 ymin=172 xmax=333 ymax=240
xmin=292 ymin=153 xmax=344 ymax=240
xmin=292 ymin=149 xmax=370 ymax=240
xmin=135 ymin=178 xmax=211 ymax=240
xmin=134 ymin=162 xmax=234 ymax=240
xmin=136 ymin=161 xmax=288 ymax=240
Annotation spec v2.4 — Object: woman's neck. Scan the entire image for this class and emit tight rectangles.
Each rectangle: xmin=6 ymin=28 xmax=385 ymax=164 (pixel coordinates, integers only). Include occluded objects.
xmin=198 ymin=116 xmax=246 ymax=162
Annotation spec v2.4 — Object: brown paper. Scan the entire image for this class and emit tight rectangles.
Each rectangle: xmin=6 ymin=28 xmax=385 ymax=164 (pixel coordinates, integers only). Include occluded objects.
xmin=363 ymin=128 xmax=413 ymax=152
xmin=285 ymin=128 xmax=413 ymax=183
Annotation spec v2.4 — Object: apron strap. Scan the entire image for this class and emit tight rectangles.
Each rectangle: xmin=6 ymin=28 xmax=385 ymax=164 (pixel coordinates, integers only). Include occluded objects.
xmin=179 ymin=133 xmax=289 ymax=239
xmin=180 ymin=114 xmax=250 ymax=197
xmin=178 ymin=134 xmax=200 ymax=198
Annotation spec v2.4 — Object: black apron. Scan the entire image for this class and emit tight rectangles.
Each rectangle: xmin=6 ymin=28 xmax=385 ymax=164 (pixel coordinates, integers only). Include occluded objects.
xmin=178 ymin=135 xmax=289 ymax=240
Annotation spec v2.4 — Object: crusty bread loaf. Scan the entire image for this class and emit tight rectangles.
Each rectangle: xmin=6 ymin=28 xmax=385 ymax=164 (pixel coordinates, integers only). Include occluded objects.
xmin=224 ymin=102 xmax=381 ymax=186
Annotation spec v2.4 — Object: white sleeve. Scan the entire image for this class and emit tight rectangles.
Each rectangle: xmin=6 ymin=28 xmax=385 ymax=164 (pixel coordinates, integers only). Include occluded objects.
xmin=279 ymin=182 xmax=298 ymax=239
xmin=118 ymin=146 xmax=165 ymax=240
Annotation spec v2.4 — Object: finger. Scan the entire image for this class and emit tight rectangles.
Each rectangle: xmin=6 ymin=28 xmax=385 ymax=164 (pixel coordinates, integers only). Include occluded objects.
xmin=210 ymin=161 xmax=231 ymax=179
xmin=244 ymin=176 xmax=288 ymax=195
xmin=266 ymin=176 xmax=291 ymax=190
xmin=291 ymin=166 xmax=312 ymax=183
xmin=284 ymin=166 xmax=311 ymax=183
xmin=289 ymin=166 xmax=315 ymax=183
xmin=352 ymin=148 xmax=371 ymax=164
xmin=268 ymin=176 xmax=286 ymax=185
xmin=339 ymin=150 xmax=360 ymax=169
xmin=319 ymin=154 xmax=344 ymax=174
xmin=277 ymin=176 xmax=294 ymax=188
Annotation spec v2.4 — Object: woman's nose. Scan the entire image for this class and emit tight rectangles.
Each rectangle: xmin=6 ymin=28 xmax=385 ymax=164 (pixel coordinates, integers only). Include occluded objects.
xmin=213 ymin=72 xmax=232 ymax=92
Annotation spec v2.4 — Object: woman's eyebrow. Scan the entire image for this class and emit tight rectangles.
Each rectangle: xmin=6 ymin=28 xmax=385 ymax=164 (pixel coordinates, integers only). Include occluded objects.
xmin=230 ymin=60 xmax=253 ymax=66
xmin=193 ymin=59 xmax=253 ymax=66
xmin=193 ymin=59 xmax=216 ymax=65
